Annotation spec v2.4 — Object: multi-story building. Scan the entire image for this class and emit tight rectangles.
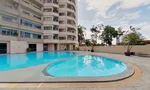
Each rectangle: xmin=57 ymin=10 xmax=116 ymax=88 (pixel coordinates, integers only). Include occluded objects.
xmin=43 ymin=0 xmax=77 ymax=51
xmin=0 ymin=0 xmax=77 ymax=54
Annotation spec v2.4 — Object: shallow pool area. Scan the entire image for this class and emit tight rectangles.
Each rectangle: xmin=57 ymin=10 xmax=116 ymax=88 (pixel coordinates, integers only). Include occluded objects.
xmin=46 ymin=55 xmax=127 ymax=77
xmin=0 ymin=52 xmax=76 ymax=71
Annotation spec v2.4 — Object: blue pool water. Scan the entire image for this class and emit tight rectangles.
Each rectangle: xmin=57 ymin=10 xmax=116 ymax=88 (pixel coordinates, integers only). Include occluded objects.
xmin=0 ymin=52 xmax=76 ymax=71
xmin=46 ymin=55 xmax=127 ymax=77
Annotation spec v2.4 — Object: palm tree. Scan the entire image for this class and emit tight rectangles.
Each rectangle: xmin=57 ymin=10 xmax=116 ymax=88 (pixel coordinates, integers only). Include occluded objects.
xmin=78 ymin=25 xmax=86 ymax=46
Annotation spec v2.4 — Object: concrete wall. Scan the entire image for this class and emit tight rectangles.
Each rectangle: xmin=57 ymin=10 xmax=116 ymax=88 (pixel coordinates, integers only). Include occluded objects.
xmin=79 ymin=45 xmax=150 ymax=54
xmin=48 ymin=44 xmax=54 ymax=51
xmin=10 ymin=41 xmax=28 ymax=54
xmin=59 ymin=44 xmax=66 ymax=51
xmin=36 ymin=43 xmax=43 ymax=52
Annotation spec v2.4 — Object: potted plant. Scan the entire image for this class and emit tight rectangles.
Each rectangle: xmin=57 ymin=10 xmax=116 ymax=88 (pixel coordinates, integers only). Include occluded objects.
xmin=123 ymin=26 xmax=144 ymax=56
xmin=91 ymin=45 xmax=94 ymax=52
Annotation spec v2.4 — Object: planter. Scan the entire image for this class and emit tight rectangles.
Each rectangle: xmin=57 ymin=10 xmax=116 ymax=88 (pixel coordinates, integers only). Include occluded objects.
xmin=130 ymin=52 xmax=135 ymax=55
xmin=124 ymin=52 xmax=131 ymax=56
xmin=91 ymin=50 xmax=94 ymax=52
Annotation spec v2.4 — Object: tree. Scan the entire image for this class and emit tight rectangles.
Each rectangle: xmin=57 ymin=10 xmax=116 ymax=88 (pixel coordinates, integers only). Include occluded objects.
xmin=122 ymin=26 xmax=145 ymax=55
xmin=116 ymin=27 xmax=125 ymax=44
xmin=101 ymin=26 xmax=118 ymax=46
xmin=85 ymin=39 xmax=92 ymax=46
xmin=78 ymin=25 xmax=86 ymax=45
xmin=90 ymin=25 xmax=103 ymax=51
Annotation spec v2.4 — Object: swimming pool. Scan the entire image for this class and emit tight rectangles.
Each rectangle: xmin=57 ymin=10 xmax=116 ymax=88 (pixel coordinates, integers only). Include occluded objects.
xmin=46 ymin=55 xmax=127 ymax=77
xmin=0 ymin=52 xmax=76 ymax=71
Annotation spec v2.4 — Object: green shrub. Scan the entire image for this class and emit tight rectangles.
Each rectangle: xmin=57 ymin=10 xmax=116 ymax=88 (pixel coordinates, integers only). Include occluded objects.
xmin=26 ymin=48 xmax=32 ymax=52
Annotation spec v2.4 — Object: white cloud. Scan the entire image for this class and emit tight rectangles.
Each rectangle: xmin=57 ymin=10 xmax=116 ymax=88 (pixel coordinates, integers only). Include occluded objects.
xmin=84 ymin=30 xmax=92 ymax=39
xmin=86 ymin=0 xmax=150 ymax=17
xmin=79 ymin=0 xmax=150 ymax=44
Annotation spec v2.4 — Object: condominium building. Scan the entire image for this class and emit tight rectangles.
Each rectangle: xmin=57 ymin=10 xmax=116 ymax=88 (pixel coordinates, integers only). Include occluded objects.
xmin=43 ymin=0 xmax=77 ymax=51
xmin=0 ymin=0 xmax=77 ymax=54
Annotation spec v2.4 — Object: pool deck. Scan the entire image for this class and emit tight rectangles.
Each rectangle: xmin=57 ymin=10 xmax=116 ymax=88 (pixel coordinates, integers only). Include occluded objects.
xmin=0 ymin=51 xmax=150 ymax=90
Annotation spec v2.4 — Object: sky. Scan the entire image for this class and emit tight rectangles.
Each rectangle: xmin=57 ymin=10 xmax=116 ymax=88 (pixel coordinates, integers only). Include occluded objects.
xmin=78 ymin=0 xmax=150 ymax=43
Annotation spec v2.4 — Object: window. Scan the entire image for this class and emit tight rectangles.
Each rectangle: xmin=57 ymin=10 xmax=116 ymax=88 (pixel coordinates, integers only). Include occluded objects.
xmin=59 ymin=37 xmax=66 ymax=40
xmin=53 ymin=34 xmax=58 ymax=40
xmin=23 ymin=11 xmax=30 ymax=16
xmin=0 ymin=27 xmax=18 ymax=37
xmin=20 ymin=31 xmax=31 ymax=38
xmin=53 ymin=25 xmax=59 ymax=31
xmin=20 ymin=19 xmax=41 ymax=29
xmin=43 ymin=17 xmax=53 ymax=21
xmin=59 ymin=5 xmax=65 ymax=8
xmin=2 ymin=15 xmax=17 ymax=23
xmin=34 ymin=24 xmax=41 ymax=29
xmin=44 ymin=36 xmax=49 ymax=39
xmin=59 ymin=12 xmax=66 ymax=16
xmin=33 ymin=34 xmax=41 ymax=39
xmin=43 ymin=0 xmax=52 ymax=3
xmin=44 ymin=35 xmax=53 ymax=39
xmin=21 ymin=19 xmax=32 ymax=27
xmin=22 ymin=0 xmax=30 ymax=4
xmin=33 ymin=15 xmax=41 ymax=20
xmin=44 ymin=8 xmax=52 ymax=12
xmin=53 ymin=16 xmax=58 ymax=22
xmin=44 ymin=26 xmax=52 ymax=30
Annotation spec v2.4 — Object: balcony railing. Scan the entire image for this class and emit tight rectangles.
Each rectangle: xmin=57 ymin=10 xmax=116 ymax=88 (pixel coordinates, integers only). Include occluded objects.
xmin=68 ymin=0 xmax=76 ymax=5
xmin=53 ymin=0 xmax=59 ymax=4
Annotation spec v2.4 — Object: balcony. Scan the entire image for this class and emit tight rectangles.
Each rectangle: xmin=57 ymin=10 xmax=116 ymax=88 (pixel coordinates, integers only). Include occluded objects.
xmin=43 ymin=0 xmax=59 ymax=7
xmin=44 ymin=30 xmax=59 ymax=35
xmin=59 ymin=40 xmax=77 ymax=44
xmin=21 ymin=13 xmax=43 ymax=24
xmin=44 ymin=34 xmax=59 ymax=43
xmin=68 ymin=0 xmax=76 ymax=4
xmin=20 ymin=0 xmax=43 ymax=15
xmin=19 ymin=37 xmax=43 ymax=43
xmin=0 ymin=21 xmax=18 ymax=29
xmin=35 ymin=0 xmax=43 ymax=5
xmin=20 ymin=24 xmax=43 ymax=33
xmin=67 ymin=4 xmax=76 ymax=12
xmin=0 ymin=35 xmax=18 ymax=41
xmin=53 ymin=0 xmax=59 ymax=5
xmin=0 ymin=5 xmax=18 ymax=16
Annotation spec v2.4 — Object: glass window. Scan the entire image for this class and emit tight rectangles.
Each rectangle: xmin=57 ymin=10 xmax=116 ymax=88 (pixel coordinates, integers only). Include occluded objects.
xmin=24 ymin=32 xmax=31 ymax=38
xmin=33 ymin=34 xmax=42 ymax=39
xmin=22 ymin=11 xmax=30 ymax=16
xmin=44 ymin=8 xmax=52 ymax=12
xmin=43 ymin=17 xmax=53 ymax=21
xmin=44 ymin=26 xmax=52 ymax=30
xmin=20 ymin=19 xmax=41 ymax=29
xmin=2 ymin=15 xmax=17 ymax=23
xmin=0 ymin=28 xmax=18 ymax=37
xmin=43 ymin=0 xmax=52 ymax=3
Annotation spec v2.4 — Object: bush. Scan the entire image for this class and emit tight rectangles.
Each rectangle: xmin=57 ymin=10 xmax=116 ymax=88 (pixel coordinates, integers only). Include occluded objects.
xmin=26 ymin=48 xmax=32 ymax=52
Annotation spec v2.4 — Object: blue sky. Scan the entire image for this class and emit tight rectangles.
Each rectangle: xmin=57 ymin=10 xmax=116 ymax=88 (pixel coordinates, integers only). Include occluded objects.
xmin=78 ymin=0 xmax=150 ymax=41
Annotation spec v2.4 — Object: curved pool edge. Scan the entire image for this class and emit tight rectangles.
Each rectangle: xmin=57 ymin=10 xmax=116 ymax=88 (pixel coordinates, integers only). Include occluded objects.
xmin=42 ymin=59 xmax=135 ymax=82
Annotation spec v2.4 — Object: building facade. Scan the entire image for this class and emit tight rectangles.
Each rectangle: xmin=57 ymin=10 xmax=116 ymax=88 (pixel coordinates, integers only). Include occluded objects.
xmin=43 ymin=0 xmax=77 ymax=51
xmin=0 ymin=0 xmax=77 ymax=54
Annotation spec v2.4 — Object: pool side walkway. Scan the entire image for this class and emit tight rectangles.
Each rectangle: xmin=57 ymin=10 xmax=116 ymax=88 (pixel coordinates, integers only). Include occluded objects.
xmin=0 ymin=51 xmax=149 ymax=90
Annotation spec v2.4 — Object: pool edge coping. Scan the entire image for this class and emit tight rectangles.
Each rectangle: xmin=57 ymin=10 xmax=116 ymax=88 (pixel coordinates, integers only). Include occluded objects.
xmin=41 ymin=52 xmax=135 ymax=82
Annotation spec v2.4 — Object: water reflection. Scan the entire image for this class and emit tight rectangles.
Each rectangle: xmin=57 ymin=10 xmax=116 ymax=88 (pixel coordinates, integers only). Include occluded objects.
xmin=0 ymin=52 xmax=76 ymax=71
xmin=47 ymin=55 xmax=127 ymax=77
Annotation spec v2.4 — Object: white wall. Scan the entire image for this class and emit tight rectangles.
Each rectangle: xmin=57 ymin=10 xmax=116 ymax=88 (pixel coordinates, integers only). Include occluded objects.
xmin=59 ymin=44 xmax=66 ymax=51
xmin=79 ymin=45 xmax=150 ymax=54
xmin=10 ymin=41 xmax=28 ymax=54
xmin=36 ymin=43 xmax=43 ymax=52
